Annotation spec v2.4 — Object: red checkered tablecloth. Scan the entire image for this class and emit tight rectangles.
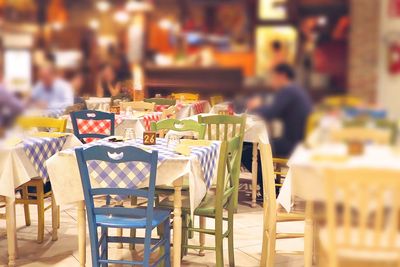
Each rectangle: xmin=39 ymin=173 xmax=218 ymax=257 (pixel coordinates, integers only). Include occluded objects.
xmin=76 ymin=112 xmax=162 ymax=143
xmin=142 ymin=112 xmax=162 ymax=131
xmin=192 ymin=100 xmax=208 ymax=115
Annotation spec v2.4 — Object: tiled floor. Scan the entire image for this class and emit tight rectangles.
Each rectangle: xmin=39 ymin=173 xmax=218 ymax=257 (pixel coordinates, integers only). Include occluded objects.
xmin=0 ymin=178 xmax=304 ymax=266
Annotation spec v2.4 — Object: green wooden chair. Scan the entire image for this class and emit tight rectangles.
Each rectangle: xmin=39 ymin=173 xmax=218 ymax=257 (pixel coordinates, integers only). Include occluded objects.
xmin=129 ymin=119 xmax=206 ymax=248
xmin=150 ymin=118 xmax=206 ymax=139
xmin=159 ymin=136 xmax=241 ymax=266
xmin=144 ymin=98 xmax=177 ymax=106
xmin=198 ymin=114 xmax=246 ymax=211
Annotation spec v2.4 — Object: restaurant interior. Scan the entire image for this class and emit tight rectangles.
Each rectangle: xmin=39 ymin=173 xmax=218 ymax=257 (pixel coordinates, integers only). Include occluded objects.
xmin=1 ymin=0 xmax=400 ymax=266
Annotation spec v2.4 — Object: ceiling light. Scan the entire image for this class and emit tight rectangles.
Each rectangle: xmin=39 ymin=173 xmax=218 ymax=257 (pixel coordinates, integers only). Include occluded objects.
xmin=126 ymin=0 xmax=153 ymax=12
xmin=88 ymin=19 xmax=99 ymax=30
xmin=96 ymin=0 xmax=110 ymax=12
xmin=52 ymin=22 xmax=63 ymax=31
xmin=158 ymin=18 xmax=173 ymax=30
xmin=114 ymin=11 xmax=129 ymax=24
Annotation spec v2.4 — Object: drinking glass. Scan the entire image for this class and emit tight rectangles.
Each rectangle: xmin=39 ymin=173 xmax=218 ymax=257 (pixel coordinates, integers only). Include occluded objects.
xmin=124 ymin=128 xmax=136 ymax=140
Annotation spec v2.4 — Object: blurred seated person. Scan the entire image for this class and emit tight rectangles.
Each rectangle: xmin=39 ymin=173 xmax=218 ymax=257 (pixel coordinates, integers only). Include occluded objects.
xmin=242 ymin=63 xmax=312 ymax=199
xmin=96 ymin=63 xmax=121 ymax=97
xmin=31 ymin=64 xmax=74 ymax=109
xmin=0 ymin=73 xmax=24 ymax=129
xmin=67 ymin=70 xmax=87 ymax=109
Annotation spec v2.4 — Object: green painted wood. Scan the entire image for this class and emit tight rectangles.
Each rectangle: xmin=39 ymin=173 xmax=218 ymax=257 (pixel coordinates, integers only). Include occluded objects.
xmin=151 ymin=119 xmax=206 ymax=139
xmin=198 ymin=114 xmax=246 ymax=211
xmin=144 ymin=98 xmax=177 ymax=106
xmin=157 ymin=136 xmax=241 ymax=267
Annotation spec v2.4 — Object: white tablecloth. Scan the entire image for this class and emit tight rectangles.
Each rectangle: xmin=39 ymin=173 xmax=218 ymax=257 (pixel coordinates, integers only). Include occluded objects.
xmin=277 ymin=143 xmax=400 ymax=212
xmin=0 ymin=134 xmax=81 ymax=199
xmin=46 ymin=139 xmax=221 ymax=213
xmin=85 ymin=97 xmax=111 ymax=111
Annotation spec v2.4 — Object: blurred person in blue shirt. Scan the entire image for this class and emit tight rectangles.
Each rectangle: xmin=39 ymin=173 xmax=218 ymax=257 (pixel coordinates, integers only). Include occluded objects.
xmin=243 ymin=63 xmax=312 ymax=200
xmin=0 ymin=72 xmax=24 ymax=128
xmin=31 ymin=64 xmax=74 ymax=109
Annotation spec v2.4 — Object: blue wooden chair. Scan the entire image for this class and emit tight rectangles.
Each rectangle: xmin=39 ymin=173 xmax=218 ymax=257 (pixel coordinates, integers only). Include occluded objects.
xmin=75 ymin=145 xmax=171 ymax=267
xmin=70 ymin=110 xmax=115 ymax=143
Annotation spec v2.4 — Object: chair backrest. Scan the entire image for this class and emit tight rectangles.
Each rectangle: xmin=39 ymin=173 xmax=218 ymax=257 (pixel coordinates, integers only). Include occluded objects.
xmin=70 ymin=110 xmax=115 ymax=143
xmin=214 ymin=136 xmax=241 ymax=213
xmin=144 ymin=98 xmax=177 ymax=106
xmin=331 ymin=127 xmax=392 ymax=145
xmin=198 ymin=114 xmax=246 ymax=142
xmin=342 ymin=119 xmax=398 ymax=144
xmin=210 ymin=95 xmax=224 ymax=106
xmin=171 ymin=93 xmax=199 ymax=101
xmin=305 ymin=111 xmax=323 ymax=139
xmin=259 ymin=143 xmax=278 ymax=229
xmin=17 ymin=116 xmax=67 ymax=133
xmin=323 ymin=95 xmax=363 ymax=108
xmin=198 ymin=114 xmax=246 ymax=210
xmin=120 ymin=101 xmax=155 ymax=112
xmin=161 ymin=105 xmax=176 ymax=120
xmin=151 ymin=119 xmax=206 ymax=139
xmin=324 ymin=168 xmax=400 ymax=266
xmin=75 ymin=145 xmax=159 ymax=260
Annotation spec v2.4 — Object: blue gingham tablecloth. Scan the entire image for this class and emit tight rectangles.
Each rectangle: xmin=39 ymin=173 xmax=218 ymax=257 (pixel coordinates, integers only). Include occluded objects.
xmin=23 ymin=136 xmax=68 ymax=181
xmin=69 ymin=138 xmax=219 ymax=190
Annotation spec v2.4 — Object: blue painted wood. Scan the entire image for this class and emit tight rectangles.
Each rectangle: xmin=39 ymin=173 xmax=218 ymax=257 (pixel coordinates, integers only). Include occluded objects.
xmin=70 ymin=110 xmax=115 ymax=143
xmin=75 ymin=145 xmax=171 ymax=267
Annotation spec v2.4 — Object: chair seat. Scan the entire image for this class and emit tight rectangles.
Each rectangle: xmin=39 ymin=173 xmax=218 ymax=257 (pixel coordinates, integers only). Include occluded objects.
xmin=158 ymin=192 xmax=219 ymax=217
xmin=319 ymin=227 xmax=400 ymax=262
xmin=96 ymin=208 xmax=171 ymax=229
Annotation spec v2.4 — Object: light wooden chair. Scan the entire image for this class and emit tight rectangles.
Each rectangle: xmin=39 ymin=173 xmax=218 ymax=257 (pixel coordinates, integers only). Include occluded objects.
xmin=17 ymin=116 xmax=67 ymax=133
xmin=323 ymin=95 xmax=363 ymax=108
xmin=331 ymin=127 xmax=392 ymax=145
xmin=320 ymin=168 xmax=400 ymax=267
xmin=171 ymin=93 xmax=199 ymax=101
xmin=15 ymin=116 xmax=66 ymax=243
xmin=259 ymin=143 xmax=305 ymax=267
xmin=120 ymin=101 xmax=155 ymax=112
xmin=161 ymin=105 xmax=176 ymax=120
xmin=210 ymin=95 xmax=224 ymax=106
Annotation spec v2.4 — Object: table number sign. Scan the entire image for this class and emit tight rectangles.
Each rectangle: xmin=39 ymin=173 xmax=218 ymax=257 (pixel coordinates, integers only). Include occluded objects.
xmin=143 ymin=131 xmax=156 ymax=145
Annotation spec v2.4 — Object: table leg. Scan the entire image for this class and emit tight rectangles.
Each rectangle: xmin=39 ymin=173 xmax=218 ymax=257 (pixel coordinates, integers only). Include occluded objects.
xmin=251 ymin=142 xmax=258 ymax=208
xmin=78 ymin=201 xmax=86 ymax=267
xmin=304 ymin=201 xmax=314 ymax=267
xmin=6 ymin=197 xmax=17 ymax=267
xmin=173 ymin=180 xmax=183 ymax=267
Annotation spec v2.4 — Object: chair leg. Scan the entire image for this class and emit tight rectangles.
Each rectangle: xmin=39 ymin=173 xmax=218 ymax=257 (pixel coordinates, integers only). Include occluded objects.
xmin=215 ymin=215 xmax=224 ymax=267
xmin=227 ymin=202 xmax=235 ymax=267
xmin=36 ymin=182 xmax=45 ymax=244
xmin=199 ymin=216 xmax=206 ymax=256
xmin=266 ymin=225 xmax=276 ymax=267
xmin=21 ymin=186 xmax=31 ymax=227
xmin=129 ymin=196 xmax=137 ymax=250
xmin=57 ymin=205 xmax=61 ymax=229
xmin=164 ymin=219 xmax=171 ymax=267
xmin=51 ymin=194 xmax=58 ymax=241
xmin=116 ymin=228 xmax=123 ymax=249
xmin=101 ymin=227 xmax=108 ymax=267
xmin=181 ymin=214 xmax=188 ymax=258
